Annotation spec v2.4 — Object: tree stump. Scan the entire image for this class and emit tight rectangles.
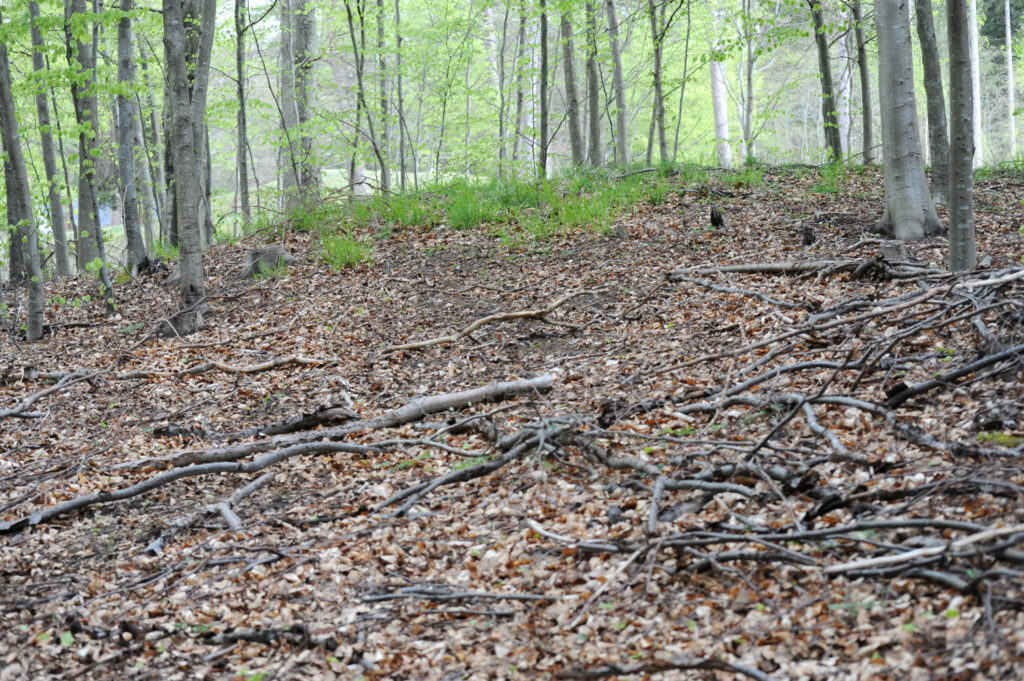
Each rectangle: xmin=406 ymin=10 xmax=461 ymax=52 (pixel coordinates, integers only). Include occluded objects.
xmin=880 ymin=240 xmax=907 ymax=262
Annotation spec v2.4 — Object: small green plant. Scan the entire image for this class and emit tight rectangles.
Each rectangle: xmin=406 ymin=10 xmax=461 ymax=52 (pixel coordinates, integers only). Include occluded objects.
xmin=811 ymin=162 xmax=845 ymax=194
xmin=321 ymin=234 xmax=373 ymax=270
xmin=976 ymin=431 xmax=1024 ymax=447
xmin=152 ymin=240 xmax=179 ymax=261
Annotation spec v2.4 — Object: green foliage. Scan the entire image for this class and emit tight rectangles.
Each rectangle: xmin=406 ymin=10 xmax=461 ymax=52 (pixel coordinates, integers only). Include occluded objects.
xmin=811 ymin=162 xmax=846 ymax=194
xmin=321 ymin=233 xmax=373 ymax=270
xmin=976 ymin=431 xmax=1024 ymax=447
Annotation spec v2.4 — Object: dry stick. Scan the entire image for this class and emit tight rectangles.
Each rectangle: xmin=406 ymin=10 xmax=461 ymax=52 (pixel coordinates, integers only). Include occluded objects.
xmin=557 ymin=657 xmax=777 ymax=681
xmin=563 ymin=546 xmax=645 ymax=630
xmin=118 ymin=374 xmax=554 ymax=470
xmin=884 ymin=342 xmax=1024 ymax=408
xmin=118 ymin=355 xmax=323 ymax=380
xmin=0 ymin=369 xmax=96 ymax=419
xmin=382 ymin=290 xmax=594 ymax=353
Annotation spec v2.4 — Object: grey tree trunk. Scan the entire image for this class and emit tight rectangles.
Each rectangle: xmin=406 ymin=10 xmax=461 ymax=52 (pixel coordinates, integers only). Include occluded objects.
xmin=968 ymin=0 xmax=983 ymax=166
xmin=376 ymin=0 xmax=389 ymax=191
xmin=394 ymin=0 xmax=407 ymax=190
xmin=948 ymin=0 xmax=976 ymax=271
xmin=4 ymin=155 xmax=26 ymax=285
xmin=132 ymin=111 xmax=157 ymax=249
xmin=1007 ymin=0 xmax=1017 ymax=157
xmin=117 ymin=0 xmax=147 ymax=274
xmin=512 ymin=4 xmax=528 ymax=171
xmin=539 ymin=0 xmax=549 ymax=178
xmin=585 ymin=2 xmax=602 ymax=166
xmin=344 ymin=0 xmax=388 ymax=191
xmin=710 ymin=8 xmax=732 ymax=168
xmin=875 ymin=0 xmax=941 ymax=240
xmin=66 ymin=0 xmax=114 ymax=312
xmin=0 ymin=7 xmax=44 ymax=340
xmin=915 ymin=0 xmax=949 ymax=207
xmin=236 ymin=0 xmax=251 ymax=222
xmin=605 ymin=0 xmax=628 ymax=164
xmin=809 ymin=0 xmax=842 ymax=161
xmin=851 ymin=1 xmax=874 ymax=164
xmin=28 ymin=1 xmax=70 ymax=278
xmin=65 ymin=0 xmax=100 ymax=272
xmin=561 ymin=13 xmax=585 ymax=166
xmin=837 ymin=26 xmax=853 ymax=155
xmin=647 ymin=0 xmax=668 ymax=163
xmin=279 ymin=0 xmax=299 ymax=204
xmin=164 ymin=0 xmax=212 ymax=335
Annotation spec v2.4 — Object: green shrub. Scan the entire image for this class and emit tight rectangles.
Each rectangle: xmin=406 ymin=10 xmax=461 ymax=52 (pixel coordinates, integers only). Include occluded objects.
xmin=321 ymin=234 xmax=373 ymax=269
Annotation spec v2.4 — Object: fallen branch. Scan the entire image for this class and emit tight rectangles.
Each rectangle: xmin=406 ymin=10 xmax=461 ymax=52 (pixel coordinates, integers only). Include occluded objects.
xmin=557 ymin=657 xmax=777 ymax=681
xmin=382 ymin=291 xmax=593 ymax=353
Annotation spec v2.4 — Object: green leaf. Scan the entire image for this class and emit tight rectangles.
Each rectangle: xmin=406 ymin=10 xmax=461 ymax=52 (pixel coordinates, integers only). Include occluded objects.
xmin=59 ymin=631 xmax=75 ymax=647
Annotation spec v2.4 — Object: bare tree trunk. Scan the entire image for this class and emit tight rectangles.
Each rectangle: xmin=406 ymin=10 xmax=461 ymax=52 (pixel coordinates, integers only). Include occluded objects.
xmin=948 ymin=0 xmax=976 ymax=271
xmin=836 ymin=25 xmax=852 ymax=155
xmin=1007 ymin=0 xmax=1017 ymax=158
xmin=117 ymin=0 xmax=148 ymax=274
xmin=486 ymin=7 xmax=510 ymax=178
xmin=345 ymin=0 xmax=388 ymax=192
xmin=4 ymin=155 xmax=26 ymax=285
xmin=0 ymin=8 xmax=44 ymax=340
xmin=585 ymin=1 xmax=602 ymax=166
xmin=539 ymin=0 xmax=549 ymax=179
xmin=376 ymin=0 xmax=389 ymax=191
xmin=710 ymin=8 xmax=732 ymax=168
xmin=808 ymin=0 xmax=842 ymax=161
xmin=132 ymin=111 xmax=157 ymax=249
xmin=605 ymin=0 xmax=629 ymax=164
xmin=279 ymin=0 xmax=299 ymax=204
xmin=163 ymin=0 xmax=211 ymax=335
xmin=647 ymin=0 xmax=668 ymax=163
xmin=394 ymin=0 xmax=407 ymax=190
xmin=28 ymin=1 xmax=70 ymax=278
xmin=851 ymin=0 xmax=873 ymax=164
xmin=875 ymin=0 xmax=941 ymax=241
xmin=671 ymin=0 xmax=693 ymax=162
xmin=512 ymin=4 xmax=528 ymax=172
xmin=968 ymin=0 xmax=983 ymax=166
xmin=915 ymin=0 xmax=949 ymax=207
xmin=236 ymin=0 xmax=251 ymax=222
xmin=561 ymin=12 xmax=585 ymax=166
xmin=66 ymin=0 xmax=114 ymax=312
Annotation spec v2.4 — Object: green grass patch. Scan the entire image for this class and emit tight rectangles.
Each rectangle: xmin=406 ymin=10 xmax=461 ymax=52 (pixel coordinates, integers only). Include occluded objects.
xmin=321 ymin=233 xmax=373 ymax=270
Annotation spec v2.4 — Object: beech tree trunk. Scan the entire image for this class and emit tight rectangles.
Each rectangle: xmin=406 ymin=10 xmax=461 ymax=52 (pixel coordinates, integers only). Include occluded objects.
xmin=376 ymin=0 xmax=389 ymax=191
xmin=164 ymin=0 xmax=213 ymax=335
xmin=394 ymin=0 xmax=407 ymax=190
xmin=875 ymin=0 xmax=941 ymax=240
xmin=605 ymin=0 xmax=628 ymax=164
xmin=852 ymin=0 xmax=874 ymax=164
xmin=948 ymin=0 xmax=976 ymax=271
xmin=117 ymin=0 xmax=148 ymax=274
xmin=538 ymin=0 xmax=549 ymax=178
xmin=710 ymin=8 xmax=732 ymax=168
xmin=561 ymin=13 xmax=585 ymax=166
xmin=915 ymin=0 xmax=949 ymax=207
xmin=28 ymin=1 xmax=70 ymax=278
xmin=1007 ymin=0 xmax=1017 ymax=157
xmin=236 ymin=0 xmax=251 ymax=222
xmin=809 ymin=0 xmax=842 ymax=161
xmin=968 ymin=0 xmax=983 ymax=166
xmin=0 ymin=7 xmax=44 ymax=340
xmin=585 ymin=2 xmax=602 ymax=166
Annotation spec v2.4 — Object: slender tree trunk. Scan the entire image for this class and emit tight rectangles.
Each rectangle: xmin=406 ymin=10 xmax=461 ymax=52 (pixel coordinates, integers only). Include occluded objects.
xmin=394 ymin=0 xmax=407 ymax=190
xmin=561 ymin=12 xmax=585 ymax=166
xmin=28 ymin=1 xmax=70 ymax=278
xmin=968 ymin=0 xmax=983 ymax=166
xmin=647 ymin=0 xmax=668 ymax=163
xmin=710 ymin=9 xmax=732 ymax=168
xmin=486 ymin=7 xmax=510 ymax=178
xmin=809 ymin=0 xmax=842 ymax=161
xmin=836 ymin=26 xmax=852 ymax=155
xmin=0 ymin=8 xmax=44 ymax=340
xmin=605 ymin=0 xmax=629 ymax=164
xmin=117 ymin=0 xmax=147 ymax=274
xmin=671 ymin=0 xmax=692 ymax=162
xmin=915 ymin=0 xmax=949 ymax=207
xmin=132 ymin=111 xmax=157 ymax=249
xmin=1007 ymin=0 xmax=1017 ymax=158
xmin=875 ymin=0 xmax=941 ymax=240
xmin=345 ymin=0 xmax=388 ymax=191
xmin=585 ymin=1 xmax=602 ymax=166
xmin=4 ymin=154 xmax=26 ymax=285
xmin=163 ymin=0 xmax=210 ymax=335
xmin=948 ymin=0 xmax=976 ymax=271
xmin=539 ymin=0 xmax=549 ymax=178
xmin=852 ymin=0 xmax=873 ymax=163
xmin=279 ymin=0 xmax=299 ymax=204
xmin=376 ymin=0 xmax=389 ymax=191
xmin=236 ymin=0 xmax=251 ymax=222
xmin=512 ymin=4 xmax=528 ymax=172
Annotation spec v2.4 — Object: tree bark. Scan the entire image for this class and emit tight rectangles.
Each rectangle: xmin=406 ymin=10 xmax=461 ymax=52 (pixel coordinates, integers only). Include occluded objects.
xmin=235 ymin=0 xmax=251 ymax=222
xmin=1007 ymin=0 xmax=1017 ymax=157
xmin=647 ymin=0 xmax=668 ymax=164
xmin=585 ymin=2 xmax=602 ymax=166
xmin=512 ymin=3 xmax=529 ymax=172
xmin=163 ymin=0 xmax=211 ymax=335
xmin=605 ymin=0 xmax=629 ymax=164
xmin=0 ymin=7 xmax=44 ymax=340
xmin=376 ymin=0 xmax=389 ymax=191
xmin=968 ymin=0 xmax=983 ymax=166
xmin=915 ymin=0 xmax=949 ymax=207
xmin=344 ymin=0 xmax=388 ymax=192
xmin=117 ymin=0 xmax=148 ymax=274
xmin=851 ymin=0 xmax=874 ymax=164
xmin=710 ymin=8 xmax=732 ymax=168
xmin=836 ymin=26 xmax=852 ymax=155
xmin=28 ymin=1 xmax=71 ymax=278
xmin=394 ymin=0 xmax=407 ymax=190
xmin=948 ymin=0 xmax=976 ymax=271
xmin=4 ymin=153 xmax=26 ymax=286
xmin=808 ymin=0 xmax=843 ymax=161
xmin=561 ymin=12 xmax=585 ymax=166
xmin=538 ymin=0 xmax=549 ymax=178
xmin=875 ymin=0 xmax=941 ymax=240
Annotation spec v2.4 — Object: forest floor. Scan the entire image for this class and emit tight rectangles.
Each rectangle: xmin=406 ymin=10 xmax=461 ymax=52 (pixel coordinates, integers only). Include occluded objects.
xmin=2 ymin=166 xmax=1024 ymax=681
